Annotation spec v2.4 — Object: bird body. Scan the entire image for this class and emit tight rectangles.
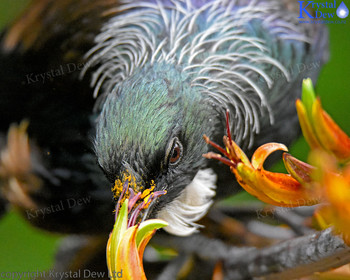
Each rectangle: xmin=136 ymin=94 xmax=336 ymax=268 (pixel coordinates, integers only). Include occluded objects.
xmin=0 ymin=0 xmax=328 ymax=275
xmin=86 ymin=0 xmax=328 ymax=234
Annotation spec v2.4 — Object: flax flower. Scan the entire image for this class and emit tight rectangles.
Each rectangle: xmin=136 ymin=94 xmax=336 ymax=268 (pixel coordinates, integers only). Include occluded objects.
xmin=296 ymin=78 xmax=350 ymax=162
xmin=310 ymin=151 xmax=350 ymax=245
xmin=296 ymin=79 xmax=350 ymax=243
xmin=203 ymin=111 xmax=320 ymax=207
xmin=204 ymin=78 xmax=350 ymax=246
xmin=107 ymin=178 xmax=167 ymax=280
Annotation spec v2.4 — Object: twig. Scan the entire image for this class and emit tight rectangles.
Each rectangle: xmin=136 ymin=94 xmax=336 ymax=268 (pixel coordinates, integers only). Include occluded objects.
xmin=156 ymin=254 xmax=191 ymax=280
xmin=153 ymin=228 xmax=350 ymax=280
xmin=246 ymin=220 xmax=295 ymax=240
xmin=274 ymin=207 xmax=314 ymax=236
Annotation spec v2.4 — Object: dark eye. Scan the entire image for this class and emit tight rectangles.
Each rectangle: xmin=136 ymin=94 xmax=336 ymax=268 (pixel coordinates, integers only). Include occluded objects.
xmin=168 ymin=139 xmax=183 ymax=166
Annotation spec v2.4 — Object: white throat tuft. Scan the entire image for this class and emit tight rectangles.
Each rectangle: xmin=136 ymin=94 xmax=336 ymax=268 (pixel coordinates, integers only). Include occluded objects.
xmin=156 ymin=168 xmax=217 ymax=236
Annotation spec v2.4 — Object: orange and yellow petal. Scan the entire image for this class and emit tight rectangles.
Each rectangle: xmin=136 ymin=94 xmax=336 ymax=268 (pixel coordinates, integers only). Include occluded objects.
xmin=297 ymin=78 xmax=350 ymax=162
xmin=235 ymin=162 xmax=316 ymax=207
xmin=296 ymin=98 xmax=322 ymax=150
xmin=312 ymin=98 xmax=350 ymax=162
xmin=283 ymin=153 xmax=315 ymax=185
xmin=205 ymin=135 xmax=321 ymax=207
xmin=116 ymin=226 xmax=146 ymax=280
xmin=106 ymin=196 xmax=168 ymax=280
xmin=251 ymin=143 xmax=288 ymax=170
xmin=323 ymin=168 xmax=350 ymax=244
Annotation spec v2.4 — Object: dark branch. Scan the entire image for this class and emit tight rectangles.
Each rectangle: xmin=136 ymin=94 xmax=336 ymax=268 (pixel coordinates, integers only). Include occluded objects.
xmin=153 ymin=228 xmax=350 ymax=280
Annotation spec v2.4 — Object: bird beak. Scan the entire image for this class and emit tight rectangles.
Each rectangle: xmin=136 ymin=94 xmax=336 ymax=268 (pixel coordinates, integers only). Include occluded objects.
xmin=112 ymin=170 xmax=167 ymax=227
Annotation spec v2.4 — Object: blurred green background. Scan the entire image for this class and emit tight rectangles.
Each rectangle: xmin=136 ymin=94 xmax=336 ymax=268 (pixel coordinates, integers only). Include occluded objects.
xmin=0 ymin=0 xmax=349 ymax=276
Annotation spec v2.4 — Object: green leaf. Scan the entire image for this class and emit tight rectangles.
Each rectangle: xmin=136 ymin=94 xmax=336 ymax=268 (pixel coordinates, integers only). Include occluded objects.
xmin=136 ymin=219 xmax=168 ymax=247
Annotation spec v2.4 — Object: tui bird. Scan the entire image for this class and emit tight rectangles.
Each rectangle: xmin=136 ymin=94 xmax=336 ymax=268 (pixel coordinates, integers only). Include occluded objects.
xmin=0 ymin=0 xmax=328 ymax=277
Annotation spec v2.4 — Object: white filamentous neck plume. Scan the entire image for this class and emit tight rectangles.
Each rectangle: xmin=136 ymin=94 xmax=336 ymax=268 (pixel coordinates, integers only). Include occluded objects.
xmin=157 ymin=168 xmax=217 ymax=236
xmin=82 ymin=0 xmax=311 ymax=147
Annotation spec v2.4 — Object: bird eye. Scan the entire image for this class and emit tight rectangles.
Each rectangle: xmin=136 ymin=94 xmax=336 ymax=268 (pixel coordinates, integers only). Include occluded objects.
xmin=168 ymin=139 xmax=183 ymax=166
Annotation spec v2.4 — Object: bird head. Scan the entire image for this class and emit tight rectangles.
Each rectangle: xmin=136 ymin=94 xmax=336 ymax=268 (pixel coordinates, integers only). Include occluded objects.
xmin=95 ymin=63 xmax=217 ymax=235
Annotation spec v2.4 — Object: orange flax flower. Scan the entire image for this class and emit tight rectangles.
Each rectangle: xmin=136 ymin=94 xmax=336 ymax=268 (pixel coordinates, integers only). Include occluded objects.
xmin=295 ymin=79 xmax=350 ymax=244
xmin=296 ymin=78 xmax=350 ymax=162
xmin=204 ymin=78 xmax=350 ymax=246
xmin=311 ymin=151 xmax=350 ymax=245
xmin=107 ymin=178 xmax=167 ymax=280
xmin=203 ymin=111 xmax=320 ymax=207
xmin=323 ymin=168 xmax=350 ymax=245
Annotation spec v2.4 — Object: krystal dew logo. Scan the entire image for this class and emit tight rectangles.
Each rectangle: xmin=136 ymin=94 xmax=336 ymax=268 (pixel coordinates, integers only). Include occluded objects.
xmin=298 ymin=1 xmax=349 ymax=19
